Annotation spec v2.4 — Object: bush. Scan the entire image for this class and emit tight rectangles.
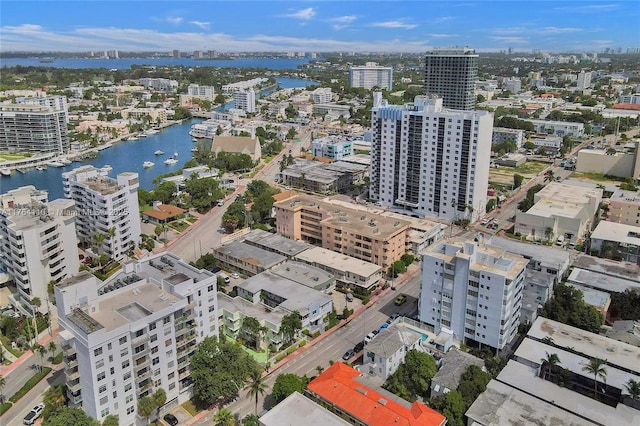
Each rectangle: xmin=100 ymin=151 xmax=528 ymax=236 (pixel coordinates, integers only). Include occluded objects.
xmin=52 ymin=352 xmax=63 ymax=364
xmin=275 ymin=354 xmax=286 ymax=362
xmin=298 ymin=340 xmax=306 ymax=347
xmin=9 ymin=367 xmax=52 ymax=402
xmin=286 ymin=346 xmax=297 ymax=355
xmin=361 ymin=296 xmax=370 ymax=305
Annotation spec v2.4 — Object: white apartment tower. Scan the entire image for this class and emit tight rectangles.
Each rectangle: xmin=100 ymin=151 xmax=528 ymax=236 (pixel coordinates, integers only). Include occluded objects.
xmin=0 ymin=186 xmax=79 ymax=308
xmin=577 ymin=71 xmax=592 ymax=90
xmin=233 ymin=88 xmax=256 ymax=113
xmin=424 ymin=48 xmax=478 ymax=111
xmin=0 ymin=103 xmax=70 ymax=153
xmin=349 ymin=62 xmax=393 ymax=91
xmin=56 ymin=253 xmax=219 ymax=425
xmin=419 ymin=239 xmax=527 ymax=351
xmin=370 ymin=95 xmax=493 ymax=223
xmin=187 ymin=84 xmax=215 ymax=102
xmin=63 ymin=166 xmax=141 ymax=261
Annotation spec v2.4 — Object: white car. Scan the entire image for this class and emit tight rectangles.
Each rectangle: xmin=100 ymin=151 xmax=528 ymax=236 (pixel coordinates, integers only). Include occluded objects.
xmin=230 ymin=272 xmax=240 ymax=279
xmin=23 ymin=402 xmax=45 ymax=425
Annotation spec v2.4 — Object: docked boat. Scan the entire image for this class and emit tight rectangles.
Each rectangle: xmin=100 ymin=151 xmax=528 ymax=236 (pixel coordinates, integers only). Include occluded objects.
xmin=154 ymin=150 xmax=165 ymax=155
xmin=191 ymin=147 xmax=198 ymax=152
xmin=128 ymin=136 xmax=139 ymax=141
xmin=16 ymin=167 xmax=28 ymax=174
xmin=138 ymin=133 xmax=148 ymax=138
xmin=101 ymin=165 xmax=113 ymax=172
xmin=164 ymin=157 xmax=178 ymax=165
xmin=36 ymin=165 xmax=46 ymax=171
xmin=192 ymin=137 xmax=198 ymax=143
xmin=143 ymin=161 xmax=155 ymax=168
xmin=47 ymin=160 xmax=65 ymax=168
xmin=174 ymin=151 xmax=178 ymax=157
xmin=0 ymin=167 xmax=11 ymax=176
xmin=60 ymin=158 xmax=72 ymax=165
xmin=146 ymin=129 xmax=160 ymax=135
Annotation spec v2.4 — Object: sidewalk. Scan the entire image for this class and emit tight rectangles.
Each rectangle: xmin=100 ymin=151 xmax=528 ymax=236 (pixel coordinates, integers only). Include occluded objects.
xmin=0 ymin=328 xmax=59 ymax=377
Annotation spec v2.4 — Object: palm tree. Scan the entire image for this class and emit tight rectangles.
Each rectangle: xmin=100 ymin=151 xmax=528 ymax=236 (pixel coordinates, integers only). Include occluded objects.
xmin=213 ymin=408 xmax=235 ymax=426
xmin=625 ymin=378 xmax=640 ymax=406
xmin=92 ymin=232 xmax=106 ymax=255
xmin=582 ymin=357 xmax=608 ymax=398
xmin=30 ymin=296 xmax=41 ymax=344
xmin=544 ymin=170 xmax=556 ymax=182
xmin=246 ymin=369 xmax=268 ymax=415
xmin=540 ymin=352 xmax=561 ymax=381
xmin=0 ymin=374 xmax=5 ymax=403
xmin=47 ymin=341 xmax=57 ymax=362
xmin=152 ymin=388 xmax=166 ymax=419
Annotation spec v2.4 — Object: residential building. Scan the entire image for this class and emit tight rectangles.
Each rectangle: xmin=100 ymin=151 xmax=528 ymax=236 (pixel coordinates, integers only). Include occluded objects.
xmin=430 ymin=348 xmax=484 ymax=399
xmin=577 ymin=71 xmax=592 ymax=90
xmin=16 ymin=94 xmax=68 ymax=121
xmin=515 ymin=182 xmax=602 ymax=244
xmin=141 ymin=203 xmax=186 ymax=225
xmin=306 ymin=362 xmax=446 ymax=426
xmin=270 ymin=261 xmax=336 ymax=292
xmin=369 ymin=95 xmax=493 ymax=222
xmin=423 ymin=47 xmax=477 ymax=110
xmin=0 ymin=103 xmax=70 ymax=153
xmin=233 ymin=88 xmax=256 ymax=113
xmin=491 ymin=127 xmax=525 ymax=148
xmin=467 ymin=317 xmax=640 ymax=425
xmin=311 ymin=136 xmax=353 ymax=160
xmin=576 ymin=146 xmax=640 ymax=179
xmin=567 ymin=282 xmax=611 ymax=317
xmin=172 ymin=49 xmax=181 ymax=58
xmin=138 ymin=78 xmax=178 ymax=91
xmin=524 ymin=119 xmax=584 ymax=137
xmin=348 ymin=62 xmax=393 ymax=91
xmin=222 ymin=78 xmax=268 ymax=94
xmin=294 ymin=246 xmax=382 ymax=291
xmin=0 ymin=186 xmax=79 ymax=308
xmin=186 ymin=84 xmax=215 ymax=102
xmin=63 ymin=165 xmax=141 ymax=261
xmin=312 ymin=103 xmax=351 ymax=118
xmin=259 ymin=391 xmax=351 ymax=426
xmin=607 ymin=188 xmax=640 ymax=226
xmin=280 ymin=159 xmax=366 ymax=194
xmin=589 ymin=221 xmax=640 ymax=265
xmin=309 ymin=87 xmax=333 ymax=103
xmin=56 ymin=252 xmax=218 ymax=425
xmin=362 ymin=323 xmax=422 ymax=379
xmin=213 ymin=241 xmax=287 ymax=277
xmin=419 ymin=239 xmax=527 ymax=351
xmin=566 ymin=266 xmax=640 ymax=295
xmin=620 ymin=93 xmax=640 ymax=104
xmin=241 ymin=228 xmax=313 ymax=259
xmin=120 ymin=108 xmax=168 ymax=126
xmin=605 ymin=320 xmax=640 ymax=347
xmin=503 ymin=78 xmax=522 ymax=93
xmin=211 ymin=135 xmax=261 ymax=162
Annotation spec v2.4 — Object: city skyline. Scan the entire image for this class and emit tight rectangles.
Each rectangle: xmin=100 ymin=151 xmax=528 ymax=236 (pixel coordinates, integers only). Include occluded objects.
xmin=1 ymin=1 xmax=639 ymax=53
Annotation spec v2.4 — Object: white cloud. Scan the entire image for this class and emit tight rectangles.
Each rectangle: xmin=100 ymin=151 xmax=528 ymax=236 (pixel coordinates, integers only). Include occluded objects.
xmin=370 ymin=21 xmax=417 ymax=30
xmin=553 ymin=4 xmax=620 ymax=13
xmin=282 ymin=7 xmax=316 ymax=20
xmin=190 ymin=21 xmax=210 ymax=31
xmin=426 ymin=33 xmax=457 ymax=38
xmin=328 ymin=15 xmax=357 ymax=24
xmin=542 ymin=26 xmax=582 ymax=34
xmin=165 ymin=16 xmax=183 ymax=25
xmin=431 ymin=16 xmax=454 ymax=24
xmin=489 ymin=36 xmax=529 ymax=44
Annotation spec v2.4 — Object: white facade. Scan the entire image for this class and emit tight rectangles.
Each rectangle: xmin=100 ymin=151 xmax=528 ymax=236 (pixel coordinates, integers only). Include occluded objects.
xmin=311 ymin=137 xmax=353 ymax=160
xmin=310 ymin=87 xmax=333 ymax=103
xmin=56 ymin=253 xmax=219 ymax=425
xmin=607 ymin=188 xmax=640 ymax=226
xmin=419 ymin=239 xmax=527 ymax=351
xmin=503 ymin=78 xmax=522 ymax=93
xmin=138 ymin=78 xmax=178 ymax=91
xmin=16 ymin=94 xmax=69 ymax=121
xmin=362 ymin=323 xmax=422 ymax=379
xmin=525 ymin=119 xmax=585 ymax=137
xmin=187 ymin=84 xmax=215 ymax=102
xmin=619 ymin=93 xmax=640 ymax=104
xmin=492 ymin=127 xmax=525 ymax=148
xmin=222 ymin=78 xmax=268 ymax=94
xmin=0 ymin=186 xmax=79 ymax=308
xmin=370 ymin=95 xmax=493 ymax=223
xmin=349 ymin=63 xmax=393 ymax=91
xmin=0 ymin=103 xmax=70 ymax=153
xmin=577 ymin=71 xmax=592 ymax=90
xmin=63 ymin=166 xmax=141 ymax=261
xmin=233 ymin=88 xmax=256 ymax=113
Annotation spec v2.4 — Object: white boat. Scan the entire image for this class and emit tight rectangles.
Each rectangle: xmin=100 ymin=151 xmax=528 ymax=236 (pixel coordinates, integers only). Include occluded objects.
xmin=164 ymin=157 xmax=178 ymax=165
xmin=143 ymin=161 xmax=155 ymax=168
xmin=191 ymin=147 xmax=198 ymax=152
xmin=138 ymin=133 xmax=148 ymax=138
xmin=101 ymin=165 xmax=113 ymax=172
xmin=47 ymin=160 xmax=65 ymax=168
xmin=192 ymin=138 xmax=198 ymax=143
xmin=128 ymin=136 xmax=139 ymax=141
xmin=174 ymin=151 xmax=178 ymax=157
xmin=0 ymin=168 xmax=11 ymax=176
xmin=146 ymin=129 xmax=159 ymax=135
xmin=60 ymin=158 xmax=72 ymax=165
xmin=154 ymin=150 xmax=165 ymax=155
xmin=36 ymin=165 xmax=46 ymax=171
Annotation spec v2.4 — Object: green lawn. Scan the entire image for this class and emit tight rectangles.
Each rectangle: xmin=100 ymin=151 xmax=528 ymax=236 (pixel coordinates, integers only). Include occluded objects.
xmin=169 ymin=220 xmax=190 ymax=233
xmin=224 ymin=335 xmax=269 ymax=365
xmin=1 ymin=335 xmax=24 ymax=358
xmin=181 ymin=400 xmax=202 ymax=416
xmin=0 ymin=152 xmax=32 ymax=162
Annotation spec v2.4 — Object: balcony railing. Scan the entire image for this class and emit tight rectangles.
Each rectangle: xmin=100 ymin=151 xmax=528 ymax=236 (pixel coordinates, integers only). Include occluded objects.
xmin=67 ymin=380 xmax=81 ymax=393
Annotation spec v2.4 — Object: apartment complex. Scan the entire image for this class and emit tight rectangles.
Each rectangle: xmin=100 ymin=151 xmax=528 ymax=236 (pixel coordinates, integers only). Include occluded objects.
xmin=0 ymin=103 xmax=70 ymax=153
xmin=348 ymin=62 xmax=393 ymax=91
xmin=311 ymin=136 xmax=353 ymax=160
xmin=424 ymin=47 xmax=478 ymax=110
xmin=369 ymin=95 xmax=493 ymax=222
xmin=419 ymin=238 xmax=527 ymax=351
xmin=120 ymin=108 xmax=168 ymax=126
xmin=138 ymin=78 xmax=178 ymax=91
xmin=63 ymin=165 xmax=141 ymax=261
xmin=233 ymin=88 xmax=256 ymax=113
xmin=492 ymin=127 xmax=525 ymax=148
xmin=186 ymin=84 xmax=215 ymax=102
xmin=16 ymin=94 xmax=69 ymax=120
xmin=56 ymin=253 xmax=219 ymax=425
xmin=0 ymin=186 xmax=79 ymax=307
xmin=607 ymin=188 xmax=640 ymax=226
xmin=222 ymin=78 xmax=268 ymax=94
xmin=309 ymin=87 xmax=333 ymax=103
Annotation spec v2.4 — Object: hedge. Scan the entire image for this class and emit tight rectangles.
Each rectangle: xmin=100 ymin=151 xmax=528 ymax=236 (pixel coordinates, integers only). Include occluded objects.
xmin=52 ymin=351 xmax=63 ymax=364
xmin=9 ymin=367 xmax=52 ymax=402
xmin=0 ymin=402 xmax=12 ymax=416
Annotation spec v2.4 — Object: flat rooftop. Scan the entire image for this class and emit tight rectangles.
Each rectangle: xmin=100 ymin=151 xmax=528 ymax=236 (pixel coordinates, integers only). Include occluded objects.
xmin=270 ymin=261 xmax=334 ymax=289
xmin=525 ymin=198 xmax=588 ymax=218
xmin=567 ymin=268 xmax=640 ymax=294
xmin=242 ymin=228 xmax=312 ymax=257
xmin=488 ymin=236 xmax=570 ymax=270
xmin=295 ymin=246 xmax=381 ymax=278
xmin=217 ymin=292 xmax=284 ymax=326
xmin=365 ymin=323 xmax=422 ymax=358
xmin=566 ymin=283 xmax=610 ymax=311
xmin=591 ymin=221 xmax=640 ymax=245
xmin=4 ymin=198 xmax=75 ymax=232
xmin=609 ymin=188 xmax=640 ymax=205
xmin=259 ymin=391 xmax=351 ymax=426
xmin=214 ymin=241 xmax=286 ymax=270
xmin=572 ymin=255 xmax=640 ymax=283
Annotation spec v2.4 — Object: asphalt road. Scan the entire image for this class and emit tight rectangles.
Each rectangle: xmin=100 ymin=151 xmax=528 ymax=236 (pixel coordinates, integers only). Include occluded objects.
xmin=4 ymin=369 xmax=65 ymax=426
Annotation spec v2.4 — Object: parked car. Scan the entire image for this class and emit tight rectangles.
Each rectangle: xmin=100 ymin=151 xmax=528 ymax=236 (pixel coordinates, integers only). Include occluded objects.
xmin=230 ymin=272 xmax=240 ymax=279
xmin=163 ymin=413 xmax=179 ymax=426
xmin=354 ymin=341 xmax=365 ymax=353
xmin=342 ymin=349 xmax=355 ymax=360
xmin=218 ymin=273 xmax=231 ymax=284
xmin=395 ymin=295 xmax=407 ymax=306
xmin=364 ymin=332 xmax=376 ymax=344
xmin=211 ymin=266 xmax=222 ymax=273
xmin=23 ymin=403 xmax=45 ymax=425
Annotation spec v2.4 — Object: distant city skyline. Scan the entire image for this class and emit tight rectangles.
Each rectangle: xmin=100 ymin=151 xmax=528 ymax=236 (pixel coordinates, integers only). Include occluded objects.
xmin=1 ymin=1 xmax=638 ymax=53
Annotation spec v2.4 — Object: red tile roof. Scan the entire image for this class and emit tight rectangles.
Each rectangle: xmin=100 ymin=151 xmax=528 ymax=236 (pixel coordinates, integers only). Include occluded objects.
xmin=307 ymin=363 xmax=446 ymax=426
xmin=142 ymin=204 xmax=186 ymax=220
xmin=612 ymin=103 xmax=640 ymax=110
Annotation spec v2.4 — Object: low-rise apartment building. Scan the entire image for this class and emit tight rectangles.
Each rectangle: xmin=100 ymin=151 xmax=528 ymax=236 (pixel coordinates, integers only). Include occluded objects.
xmin=362 ymin=323 xmax=422 ymax=379
xmin=311 ymin=136 xmax=353 ymax=160
xmin=607 ymin=188 xmax=640 ymax=226
xmin=213 ymin=241 xmax=287 ymax=276
xmin=492 ymin=127 xmax=525 ymax=148
xmin=280 ymin=159 xmax=366 ymax=194
xmin=120 ymin=108 xmax=167 ymax=126
xmin=525 ymin=118 xmax=584 ymax=137
xmin=590 ymin=220 xmax=640 ymax=265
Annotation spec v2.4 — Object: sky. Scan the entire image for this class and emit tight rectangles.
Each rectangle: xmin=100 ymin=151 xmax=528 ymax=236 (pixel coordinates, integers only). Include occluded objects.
xmin=1 ymin=1 xmax=639 ymax=53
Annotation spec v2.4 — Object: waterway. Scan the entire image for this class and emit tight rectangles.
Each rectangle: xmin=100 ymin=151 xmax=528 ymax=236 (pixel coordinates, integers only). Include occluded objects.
xmin=1 ymin=57 xmax=311 ymax=70
xmin=0 ymin=77 xmax=317 ymax=200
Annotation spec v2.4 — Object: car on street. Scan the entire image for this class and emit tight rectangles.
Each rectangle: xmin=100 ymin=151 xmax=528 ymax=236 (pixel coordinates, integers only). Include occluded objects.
xmin=354 ymin=341 xmax=364 ymax=353
xmin=163 ymin=413 xmax=179 ymax=426
xmin=395 ymin=295 xmax=407 ymax=306
xmin=23 ymin=403 xmax=45 ymax=425
xmin=364 ymin=332 xmax=376 ymax=344
xmin=342 ymin=349 xmax=355 ymax=360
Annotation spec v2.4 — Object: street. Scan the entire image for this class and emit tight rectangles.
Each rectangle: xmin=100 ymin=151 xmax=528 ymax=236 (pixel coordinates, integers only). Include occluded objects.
xmin=3 ymin=368 xmax=65 ymax=426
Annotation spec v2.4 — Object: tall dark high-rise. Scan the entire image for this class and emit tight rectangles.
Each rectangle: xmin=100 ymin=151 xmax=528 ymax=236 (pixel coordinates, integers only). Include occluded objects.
xmin=423 ymin=47 xmax=478 ymax=110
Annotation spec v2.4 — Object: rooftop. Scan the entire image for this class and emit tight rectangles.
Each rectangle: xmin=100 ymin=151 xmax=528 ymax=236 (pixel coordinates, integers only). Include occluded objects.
xmin=609 ymin=188 xmax=640 ymax=205
xmin=242 ymin=228 xmax=312 ymax=257
xmin=489 ymin=236 xmax=570 ymax=270
xmin=365 ymin=324 xmax=423 ymax=358
xmin=307 ymin=363 xmax=446 ymax=426
xmin=214 ymin=241 xmax=286 ymax=270
xmin=217 ymin=292 xmax=284 ymax=326
xmin=572 ymin=255 xmax=640 ymax=283
xmin=142 ymin=204 xmax=186 ymax=221
xmin=566 ymin=283 xmax=611 ymax=311
xmin=295 ymin=246 xmax=381 ymax=278
xmin=431 ymin=348 xmax=484 ymax=392
xmin=270 ymin=261 xmax=334 ymax=289
xmin=567 ymin=268 xmax=640 ymax=294
xmin=259 ymin=391 xmax=351 ymax=426
xmin=591 ymin=221 xmax=640 ymax=246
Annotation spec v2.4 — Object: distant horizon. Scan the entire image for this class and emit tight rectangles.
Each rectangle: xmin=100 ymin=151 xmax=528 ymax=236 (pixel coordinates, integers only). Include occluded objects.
xmin=2 ymin=1 xmax=638 ymax=54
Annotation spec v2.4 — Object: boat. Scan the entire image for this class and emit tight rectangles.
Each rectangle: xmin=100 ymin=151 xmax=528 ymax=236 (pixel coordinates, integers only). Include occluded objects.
xmin=164 ymin=157 xmax=178 ymax=165
xmin=47 ymin=160 xmax=65 ymax=168
xmin=16 ymin=167 xmax=28 ymax=174
xmin=138 ymin=133 xmax=148 ymax=138
xmin=174 ymin=151 xmax=178 ymax=157
xmin=192 ymin=137 xmax=198 ymax=143
xmin=143 ymin=161 xmax=155 ymax=168
xmin=60 ymin=158 xmax=72 ymax=165
xmin=101 ymin=165 xmax=113 ymax=172
xmin=145 ymin=129 xmax=160 ymax=135
xmin=128 ymin=136 xmax=139 ymax=141
xmin=0 ymin=168 xmax=11 ymax=176
xmin=154 ymin=150 xmax=165 ymax=155
xmin=36 ymin=165 xmax=46 ymax=171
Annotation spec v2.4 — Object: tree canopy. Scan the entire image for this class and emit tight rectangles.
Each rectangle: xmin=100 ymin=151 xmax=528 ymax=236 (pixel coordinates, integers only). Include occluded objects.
xmin=272 ymin=373 xmax=308 ymax=403
xmin=279 ymin=311 xmax=302 ymax=346
xmin=384 ymin=349 xmax=437 ymax=401
xmin=42 ymin=407 xmax=100 ymax=426
xmin=609 ymin=289 xmax=640 ymax=320
xmin=540 ymin=282 xmax=604 ymax=333
xmin=222 ymin=201 xmax=247 ymax=233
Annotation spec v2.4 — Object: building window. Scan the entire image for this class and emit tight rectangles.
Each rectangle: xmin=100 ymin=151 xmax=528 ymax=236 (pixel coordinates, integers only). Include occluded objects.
xmin=99 ymin=384 xmax=107 ymax=394
xmin=119 ymin=336 xmax=127 ymax=345
xmin=97 ymin=372 xmax=105 ymax=382
xmin=127 ymin=406 xmax=135 ymax=415
xmin=100 ymin=396 xmax=108 ymax=406
xmin=100 ymin=408 xmax=109 ymax=417
xmin=94 ymin=347 xmax=103 ymax=357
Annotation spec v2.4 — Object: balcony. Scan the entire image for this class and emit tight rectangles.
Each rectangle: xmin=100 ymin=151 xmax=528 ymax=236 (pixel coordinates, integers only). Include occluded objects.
xmin=131 ymin=334 xmax=150 ymax=346
xmin=134 ymin=358 xmax=151 ymax=371
xmin=65 ymin=368 xmax=80 ymax=381
xmin=179 ymin=369 xmax=191 ymax=380
xmin=62 ymin=341 xmax=76 ymax=354
xmin=64 ymin=356 xmax=78 ymax=368
xmin=67 ymin=379 xmax=81 ymax=393
xmin=135 ymin=370 xmax=152 ymax=384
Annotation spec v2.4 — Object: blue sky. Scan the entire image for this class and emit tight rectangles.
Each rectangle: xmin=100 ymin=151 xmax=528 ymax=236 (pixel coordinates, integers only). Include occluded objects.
xmin=1 ymin=1 xmax=638 ymax=53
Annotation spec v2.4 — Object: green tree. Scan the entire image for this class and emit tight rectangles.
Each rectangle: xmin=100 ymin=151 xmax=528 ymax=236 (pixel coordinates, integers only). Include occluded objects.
xmin=222 ymin=201 xmax=247 ymax=233
xmin=240 ymin=316 xmax=265 ymax=350
xmin=102 ymin=415 xmax=119 ymax=426
xmin=42 ymin=407 xmax=100 ymax=426
xmin=429 ymin=390 xmax=466 ymax=426
xmin=152 ymin=388 xmax=166 ymax=419
xmin=540 ymin=282 xmax=604 ymax=332
xmin=544 ymin=169 xmax=557 ymax=182
xmin=214 ymin=408 xmax=235 ymax=426
xmin=625 ymin=378 xmax=640 ymax=405
xmin=190 ymin=336 xmax=261 ymax=407
xmin=523 ymin=141 xmax=536 ymax=150
xmin=215 ymin=94 xmax=227 ymax=105
xmin=540 ymin=352 xmax=561 ymax=381
xmin=272 ymin=373 xmax=307 ymax=403
xmin=286 ymin=127 xmax=297 ymax=140
xmin=92 ymin=233 xmax=107 ymax=257
xmin=246 ymin=369 xmax=268 ymax=415
xmin=0 ymin=374 xmax=5 ymax=404
xmin=456 ymin=364 xmax=491 ymax=407
xmin=279 ymin=311 xmax=302 ymax=346
xmin=384 ymin=349 xmax=437 ymax=401
xmin=513 ymin=174 xmax=524 ymax=189
xmin=242 ymin=414 xmax=259 ymax=426
xmin=137 ymin=395 xmax=156 ymax=425
xmin=388 ymin=260 xmax=406 ymax=278
xmin=582 ymin=357 xmax=607 ymax=398
xmin=42 ymin=385 xmax=67 ymax=420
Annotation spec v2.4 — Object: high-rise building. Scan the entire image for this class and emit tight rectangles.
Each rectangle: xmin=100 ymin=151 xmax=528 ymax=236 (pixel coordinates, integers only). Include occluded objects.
xmin=424 ymin=47 xmax=478 ymax=110
xmin=62 ymin=166 xmax=141 ymax=261
xmin=419 ymin=238 xmax=527 ymax=351
xmin=577 ymin=71 xmax=592 ymax=90
xmin=348 ymin=62 xmax=393 ymax=91
xmin=172 ymin=49 xmax=181 ymax=58
xmin=369 ymin=95 xmax=493 ymax=222
xmin=207 ymin=50 xmax=217 ymax=59
xmin=233 ymin=88 xmax=256 ymax=113
xmin=0 ymin=186 xmax=79 ymax=308
xmin=187 ymin=84 xmax=215 ymax=102
xmin=56 ymin=253 xmax=219 ymax=424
